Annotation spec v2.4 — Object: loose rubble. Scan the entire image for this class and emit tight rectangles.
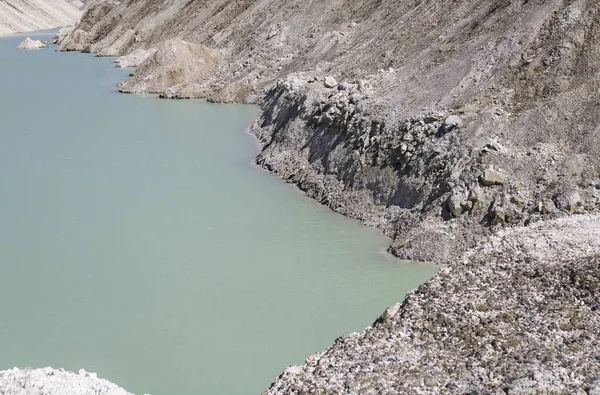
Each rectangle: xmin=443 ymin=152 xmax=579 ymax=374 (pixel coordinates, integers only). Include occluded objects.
xmin=0 ymin=368 xmax=133 ymax=395
xmin=266 ymin=215 xmax=600 ymax=394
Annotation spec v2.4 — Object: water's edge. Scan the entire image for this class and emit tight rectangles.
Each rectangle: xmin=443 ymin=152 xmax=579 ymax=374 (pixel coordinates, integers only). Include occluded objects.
xmin=7 ymin=13 xmax=600 ymax=393
xmin=1 ymin=29 xmax=437 ymax=395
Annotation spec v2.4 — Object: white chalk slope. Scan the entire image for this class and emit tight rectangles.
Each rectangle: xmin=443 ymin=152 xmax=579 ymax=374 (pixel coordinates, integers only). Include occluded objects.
xmin=0 ymin=0 xmax=81 ymax=35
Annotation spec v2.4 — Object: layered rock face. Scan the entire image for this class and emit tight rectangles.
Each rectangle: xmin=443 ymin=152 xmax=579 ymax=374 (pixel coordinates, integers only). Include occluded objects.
xmin=48 ymin=0 xmax=600 ymax=393
xmin=0 ymin=0 xmax=82 ymax=35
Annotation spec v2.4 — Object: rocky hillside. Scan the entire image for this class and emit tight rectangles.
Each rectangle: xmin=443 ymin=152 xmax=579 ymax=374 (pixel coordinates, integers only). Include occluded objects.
xmin=59 ymin=0 xmax=599 ymax=262
xmin=50 ymin=0 xmax=600 ymax=393
xmin=0 ymin=0 xmax=81 ymax=35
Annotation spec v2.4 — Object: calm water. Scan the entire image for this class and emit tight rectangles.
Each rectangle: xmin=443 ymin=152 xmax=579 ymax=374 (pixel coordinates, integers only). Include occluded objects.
xmin=0 ymin=32 xmax=435 ymax=394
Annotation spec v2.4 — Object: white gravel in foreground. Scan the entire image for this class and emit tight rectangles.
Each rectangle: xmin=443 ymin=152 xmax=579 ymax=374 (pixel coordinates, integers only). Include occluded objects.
xmin=0 ymin=368 xmax=135 ymax=395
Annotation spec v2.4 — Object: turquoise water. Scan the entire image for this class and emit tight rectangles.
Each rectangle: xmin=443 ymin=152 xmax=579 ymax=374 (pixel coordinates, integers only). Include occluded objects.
xmin=0 ymin=33 xmax=436 ymax=394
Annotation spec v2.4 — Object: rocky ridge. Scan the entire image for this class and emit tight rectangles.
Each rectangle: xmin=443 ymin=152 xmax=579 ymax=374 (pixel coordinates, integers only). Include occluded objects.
xmin=47 ymin=0 xmax=600 ymax=393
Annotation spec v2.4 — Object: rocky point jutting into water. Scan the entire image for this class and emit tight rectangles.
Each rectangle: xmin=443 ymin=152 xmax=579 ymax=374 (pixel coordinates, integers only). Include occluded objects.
xmin=4 ymin=0 xmax=600 ymax=393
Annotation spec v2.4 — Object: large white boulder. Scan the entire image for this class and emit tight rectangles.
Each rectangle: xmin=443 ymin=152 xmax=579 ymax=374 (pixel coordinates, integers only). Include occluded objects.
xmin=17 ymin=37 xmax=48 ymax=50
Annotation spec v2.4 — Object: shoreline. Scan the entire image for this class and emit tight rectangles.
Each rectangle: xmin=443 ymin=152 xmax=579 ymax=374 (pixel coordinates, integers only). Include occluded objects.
xmin=247 ymin=141 xmax=444 ymax=270
xmin=8 ymin=0 xmax=600 ymax=391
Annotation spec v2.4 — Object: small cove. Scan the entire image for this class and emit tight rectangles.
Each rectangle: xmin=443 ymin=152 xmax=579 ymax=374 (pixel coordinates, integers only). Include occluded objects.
xmin=0 ymin=32 xmax=437 ymax=394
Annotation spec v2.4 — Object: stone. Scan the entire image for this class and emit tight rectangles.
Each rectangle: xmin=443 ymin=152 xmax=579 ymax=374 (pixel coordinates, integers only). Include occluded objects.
xmin=324 ymin=76 xmax=338 ymax=88
xmin=17 ymin=37 xmax=47 ymax=50
xmin=554 ymin=189 xmax=582 ymax=213
xmin=448 ymin=191 xmax=469 ymax=217
xmin=492 ymin=209 xmax=506 ymax=226
xmin=487 ymin=139 xmax=502 ymax=151
xmin=462 ymin=200 xmax=473 ymax=211
xmin=538 ymin=199 xmax=556 ymax=215
xmin=510 ymin=196 xmax=524 ymax=206
xmin=444 ymin=115 xmax=463 ymax=129
xmin=448 ymin=195 xmax=464 ymax=217
xmin=482 ymin=169 xmax=507 ymax=186
xmin=469 ymin=186 xmax=482 ymax=202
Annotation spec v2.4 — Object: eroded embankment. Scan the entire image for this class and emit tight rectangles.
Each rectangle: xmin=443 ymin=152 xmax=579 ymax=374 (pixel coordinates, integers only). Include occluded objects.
xmin=57 ymin=0 xmax=600 ymax=263
xmin=44 ymin=0 xmax=600 ymax=392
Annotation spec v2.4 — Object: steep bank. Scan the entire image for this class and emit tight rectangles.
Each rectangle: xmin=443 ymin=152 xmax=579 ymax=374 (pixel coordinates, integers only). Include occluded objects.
xmin=0 ymin=0 xmax=82 ymax=35
xmin=58 ymin=0 xmax=599 ymax=262
xmin=50 ymin=0 xmax=600 ymax=393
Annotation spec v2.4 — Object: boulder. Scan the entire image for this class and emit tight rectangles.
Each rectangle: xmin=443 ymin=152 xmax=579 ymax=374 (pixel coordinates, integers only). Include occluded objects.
xmin=554 ymin=189 xmax=583 ymax=213
xmin=324 ymin=76 xmax=338 ymax=88
xmin=444 ymin=115 xmax=463 ymax=129
xmin=447 ymin=193 xmax=468 ymax=217
xmin=17 ymin=38 xmax=47 ymax=50
xmin=482 ymin=169 xmax=507 ymax=186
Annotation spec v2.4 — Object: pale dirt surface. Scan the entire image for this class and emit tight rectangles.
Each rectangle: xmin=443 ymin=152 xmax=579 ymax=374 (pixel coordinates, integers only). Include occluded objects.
xmin=5 ymin=0 xmax=600 ymax=393
xmin=0 ymin=368 xmax=133 ymax=395
xmin=0 ymin=0 xmax=81 ymax=35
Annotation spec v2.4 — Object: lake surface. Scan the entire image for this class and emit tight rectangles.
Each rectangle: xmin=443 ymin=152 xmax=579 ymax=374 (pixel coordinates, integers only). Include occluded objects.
xmin=0 ymin=32 xmax=436 ymax=394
